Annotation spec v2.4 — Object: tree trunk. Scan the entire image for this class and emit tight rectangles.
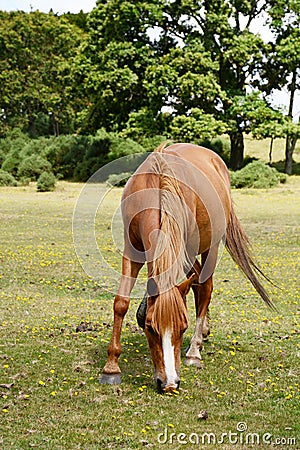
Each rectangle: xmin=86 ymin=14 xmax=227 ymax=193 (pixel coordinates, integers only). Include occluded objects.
xmin=284 ymin=69 xmax=297 ymax=174
xmin=229 ymin=130 xmax=244 ymax=170
xmin=52 ymin=113 xmax=60 ymax=137
xmin=28 ymin=114 xmax=37 ymax=137
xmin=285 ymin=134 xmax=297 ymax=175
xmin=269 ymin=137 xmax=274 ymax=165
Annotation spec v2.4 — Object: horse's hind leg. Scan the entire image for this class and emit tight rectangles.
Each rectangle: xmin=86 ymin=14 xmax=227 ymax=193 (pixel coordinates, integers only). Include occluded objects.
xmin=185 ymin=247 xmax=217 ymax=367
xmin=202 ymin=309 xmax=210 ymax=338
xmin=100 ymin=257 xmax=143 ymax=384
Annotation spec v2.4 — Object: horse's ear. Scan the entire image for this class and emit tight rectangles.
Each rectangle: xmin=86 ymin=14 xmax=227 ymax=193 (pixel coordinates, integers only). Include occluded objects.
xmin=177 ymin=273 xmax=198 ymax=297
xmin=147 ymin=277 xmax=159 ymax=297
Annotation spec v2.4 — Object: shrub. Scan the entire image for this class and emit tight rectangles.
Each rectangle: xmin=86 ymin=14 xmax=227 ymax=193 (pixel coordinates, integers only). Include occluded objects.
xmin=107 ymin=136 xmax=144 ymax=160
xmin=73 ymin=158 xmax=104 ymax=182
xmin=20 ymin=137 xmax=53 ymax=159
xmin=0 ymin=129 xmax=30 ymax=176
xmin=106 ymin=172 xmax=132 ymax=187
xmin=86 ymin=129 xmax=111 ymax=159
xmin=17 ymin=154 xmax=52 ymax=181
xmin=44 ymin=135 xmax=89 ymax=179
xmin=138 ymin=136 xmax=168 ymax=153
xmin=73 ymin=130 xmax=144 ymax=182
xmin=230 ymin=161 xmax=287 ymax=189
xmin=0 ymin=148 xmax=5 ymax=166
xmin=1 ymin=152 xmax=21 ymax=177
xmin=0 ymin=169 xmax=18 ymax=186
xmin=37 ymin=171 xmax=56 ymax=192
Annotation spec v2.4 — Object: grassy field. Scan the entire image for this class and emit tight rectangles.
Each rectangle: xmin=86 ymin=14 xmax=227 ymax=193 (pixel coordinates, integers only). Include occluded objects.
xmin=0 ymin=149 xmax=299 ymax=449
xmin=243 ymin=135 xmax=300 ymax=174
xmin=243 ymin=135 xmax=299 ymax=161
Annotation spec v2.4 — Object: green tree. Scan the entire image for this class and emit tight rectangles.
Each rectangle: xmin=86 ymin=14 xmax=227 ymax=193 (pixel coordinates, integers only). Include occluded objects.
xmin=153 ymin=0 xmax=274 ymax=169
xmin=74 ymin=0 xmax=289 ymax=170
xmin=63 ymin=10 xmax=89 ymax=32
xmin=0 ymin=11 xmax=84 ymax=136
xmin=263 ymin=0 xmax=300 ymax=174
xmin=170 ymin=108 xmax=227 ymax=142
xmin=73 ymin=0 xmax=162 ymax=134
xmin=143 ymin=37 xmax=225 ymax=125
xmin=122 ymin=35 xmax=225 ymax=141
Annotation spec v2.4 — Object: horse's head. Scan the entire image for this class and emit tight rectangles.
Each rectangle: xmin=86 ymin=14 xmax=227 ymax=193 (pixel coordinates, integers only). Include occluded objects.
xmin=143 ymin=274 xmax=197 ymax=393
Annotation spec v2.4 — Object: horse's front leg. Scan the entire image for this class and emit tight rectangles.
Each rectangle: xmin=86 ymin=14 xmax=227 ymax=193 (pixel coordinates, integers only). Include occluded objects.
xmin=100 ymin=257 xmax=143 ymax=384
xmin=185 ymin=247 xmax=217 ymax=367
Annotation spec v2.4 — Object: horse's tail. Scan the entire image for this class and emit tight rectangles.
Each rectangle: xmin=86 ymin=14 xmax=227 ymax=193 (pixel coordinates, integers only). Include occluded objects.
xmin=226 ymin=205 xmax=275 ymax=309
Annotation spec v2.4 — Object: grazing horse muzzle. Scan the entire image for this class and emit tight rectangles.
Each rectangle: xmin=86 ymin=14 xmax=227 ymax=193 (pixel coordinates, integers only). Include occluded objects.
xmin=142 ymin=280 xmax=193 ymax=393
xmin=156 ymin=377 xmax=180 ymax=394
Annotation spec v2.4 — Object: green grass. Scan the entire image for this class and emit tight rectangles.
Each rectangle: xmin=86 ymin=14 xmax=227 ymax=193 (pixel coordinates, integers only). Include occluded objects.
xmin=0 ymin=172 xmax=299 ymax=448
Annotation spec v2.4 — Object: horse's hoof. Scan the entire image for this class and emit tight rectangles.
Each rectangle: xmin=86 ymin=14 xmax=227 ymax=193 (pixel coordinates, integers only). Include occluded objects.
xmin=100 ymin=373 xmax=121 ymax=385
xmin=184 ymin=357 xmax=202 ymax=368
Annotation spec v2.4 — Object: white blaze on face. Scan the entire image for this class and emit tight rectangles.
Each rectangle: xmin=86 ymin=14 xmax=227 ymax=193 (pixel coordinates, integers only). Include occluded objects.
xmin=162 ymin=328 xmax=177 ymax=387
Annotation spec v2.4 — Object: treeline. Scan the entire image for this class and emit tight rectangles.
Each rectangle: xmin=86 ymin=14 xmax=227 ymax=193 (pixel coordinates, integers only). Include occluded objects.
xmin=0 ymin=2 xmax=299 ymax=175
xmin=0 ymin=127 xmax=288 ymax=191
xmin=0 ymin=128 xmax=160 ymax=183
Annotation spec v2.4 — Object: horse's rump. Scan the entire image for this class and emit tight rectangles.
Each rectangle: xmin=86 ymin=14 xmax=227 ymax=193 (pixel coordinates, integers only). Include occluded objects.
xmin=123 ymin=143 xmax=231 ymax=288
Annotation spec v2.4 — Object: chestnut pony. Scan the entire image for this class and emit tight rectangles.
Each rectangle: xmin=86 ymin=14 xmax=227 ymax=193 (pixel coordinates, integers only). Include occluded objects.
xmin=101 ymin=143 xmax=273 ymax=393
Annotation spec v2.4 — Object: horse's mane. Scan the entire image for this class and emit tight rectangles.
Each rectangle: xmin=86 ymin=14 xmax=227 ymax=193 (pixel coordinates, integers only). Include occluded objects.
xmin=150 ymin=143 xmax=190 ymax=335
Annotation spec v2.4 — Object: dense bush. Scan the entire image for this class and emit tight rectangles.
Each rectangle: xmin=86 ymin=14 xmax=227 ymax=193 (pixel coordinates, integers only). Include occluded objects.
xmin=107 ymin=135 xmax=143 ymax=159
xmin=0 ymin=129 xmax=30 ymax=156
xmin=73 ymin=157 xmax=104 ymax=182
xmin=20 ymin=137 xmax=53 ymax=159
xmin=106 ymin=172 xmax=132 ymax=187
xmin=17 ymin=154 xmax=52 ymax=181
xmin=0 ymin=147 xmax=5 ymax=167
xmin=138 ymin=136 xmax=168 ymax=153
xmin=1 ymin=130 xmax=30 ymax=176
xmin=0 ymin=169 xmax=18 ymax=186
xmin=37 ymin=171 xmax=56 ymax=192
xmin=1 ymin=151 xmax=21 ymax=177
xmin=230 ymin=161 xmax=287 ymax=188
xmin=73 ymin=129 xmax=112 ymax=181
xmin=0 ymin=130 xmax=50 ymax=177
xmin=0 ymin=129 xmax=292 ymax=187
xmin=73 ymin=129 xmax=145 ymax=181
xmin=0 ymin=128 xmax=148 ymax=182
xmin=43 ymin=135 xmax=88 ymax=179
